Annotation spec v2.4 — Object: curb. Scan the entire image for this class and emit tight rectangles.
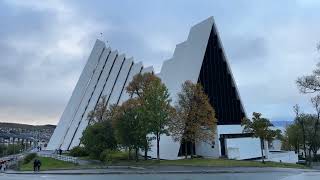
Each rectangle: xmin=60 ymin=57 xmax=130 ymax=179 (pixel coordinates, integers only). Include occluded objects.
xmin=5 ymin=169 xmax=319 ymax=175
xmin=3 ymin=170 xmax=280 ymax=175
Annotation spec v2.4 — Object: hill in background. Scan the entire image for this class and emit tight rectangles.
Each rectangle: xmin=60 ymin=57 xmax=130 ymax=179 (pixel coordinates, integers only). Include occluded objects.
xmin=0 ymin=122 xmax=56 ymax=141
xmin=0 ymin=122 xmax=55 ymax=130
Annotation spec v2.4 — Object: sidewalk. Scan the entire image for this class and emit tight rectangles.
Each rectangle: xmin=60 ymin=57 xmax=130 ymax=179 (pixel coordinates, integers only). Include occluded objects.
xmin=4 ymin=166 xmax=319 ymax=175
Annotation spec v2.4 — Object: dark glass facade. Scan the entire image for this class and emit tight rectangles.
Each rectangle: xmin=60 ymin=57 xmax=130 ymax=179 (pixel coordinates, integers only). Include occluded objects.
xmin=197 ymin=27 xmax=245 ymax=125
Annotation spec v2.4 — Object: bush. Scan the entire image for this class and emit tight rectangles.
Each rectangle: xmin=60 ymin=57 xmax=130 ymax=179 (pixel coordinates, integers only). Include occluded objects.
xmin=100 ymin=150 xmax=131 ymax=163
xmin=69 ymin=146 xmax=88 ymax=157
xmin=81 ymin=121 xmax=117 ymax=159
xmin=23 ymin=153 xmax=37 ymax=164
xmin=6 ymin=144 xmax=23 ymax=155
xmin=313 ymin=154 xmax=320 ymax=162
xmin=100 ymin=149 xmax=113 ymax=162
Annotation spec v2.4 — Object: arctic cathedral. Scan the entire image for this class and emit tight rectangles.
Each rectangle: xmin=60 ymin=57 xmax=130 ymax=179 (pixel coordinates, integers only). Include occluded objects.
xmin=47 ymin=17 xmax=263 ymax=160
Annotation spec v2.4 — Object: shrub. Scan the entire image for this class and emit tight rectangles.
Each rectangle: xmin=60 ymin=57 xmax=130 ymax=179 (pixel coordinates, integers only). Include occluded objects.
xmin=23 ymin=153 xmax=37 ymax=164
xmin=313 ymin=154 xmax=320 ymax=162
xmin=81 ymin=121 xmax=117 ymax=159
xmin=100 ymin=150 xmax=131 ymax=163
xmin=69 ymin=146 xmax=88 ymax=157
xmin=6 ymin=144 xmax=23 ymax=155
xmin=110 ymin=151 xmax=131 ymax=160
xmin=100 ymin=149 xmax=113 ymax=162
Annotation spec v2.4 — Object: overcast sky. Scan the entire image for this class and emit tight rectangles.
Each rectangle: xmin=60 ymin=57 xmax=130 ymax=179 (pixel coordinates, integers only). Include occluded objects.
xmin=0 ymin=0 xmax=319 ymax=125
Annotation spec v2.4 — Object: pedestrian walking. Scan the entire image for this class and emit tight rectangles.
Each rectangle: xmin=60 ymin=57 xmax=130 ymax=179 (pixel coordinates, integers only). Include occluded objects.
xmin=37 ymin=159 xmax=41 ymax=171
xmin=33 ymin=159 xmax=39 ymax=172
xmin=3 ymin=161 xmax=7 ymax=171
xmin=1 ymin=161 xmax=6 ymax=172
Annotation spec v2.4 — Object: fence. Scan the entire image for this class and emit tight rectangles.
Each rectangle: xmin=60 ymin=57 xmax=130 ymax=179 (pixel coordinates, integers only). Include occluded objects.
xmin=0 ymin=153 xmax=24 ymax=168
xmin=38 ymin=153 xmax=78 ymax=164
xmin=268 ymin=151 xmax=298 ymax=164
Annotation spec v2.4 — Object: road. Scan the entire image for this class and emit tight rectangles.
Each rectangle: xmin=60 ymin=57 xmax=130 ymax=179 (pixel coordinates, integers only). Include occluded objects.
xmin=1 ymin=172 xmax=320 ymax=180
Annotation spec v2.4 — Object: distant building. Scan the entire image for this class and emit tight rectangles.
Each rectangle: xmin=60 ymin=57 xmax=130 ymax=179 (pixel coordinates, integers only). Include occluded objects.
xmin=47 ymin=17 xmax=298 ymax=163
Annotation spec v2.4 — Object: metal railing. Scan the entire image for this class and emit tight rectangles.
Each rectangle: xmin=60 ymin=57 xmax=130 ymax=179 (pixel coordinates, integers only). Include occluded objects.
xmin=38 ymin=153 xmax=78 ymax=164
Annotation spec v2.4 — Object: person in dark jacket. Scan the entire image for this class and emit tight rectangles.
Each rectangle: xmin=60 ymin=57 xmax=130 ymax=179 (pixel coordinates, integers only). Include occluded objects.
xmin=37 ymin=159 xmax=41 ymax=171
xmin=33 ymin=159 xmax=41 ymax=172
xmin=33 ymin=159 xmax=38 ymax=172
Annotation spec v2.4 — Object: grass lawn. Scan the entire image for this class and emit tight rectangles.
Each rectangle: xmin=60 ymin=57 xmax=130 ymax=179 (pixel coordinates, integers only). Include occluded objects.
xmin=21 ymin=152 xmax=306 ymax=170
xmin=20 ymin=156 xmax=78 ymax=171
xmin=109 ymin=157 xmax=306 ymax=169
xmin=93 ymin=151 xmax=306 ymax=169
xmin=159 ymin=158 xmax=306 ymax=169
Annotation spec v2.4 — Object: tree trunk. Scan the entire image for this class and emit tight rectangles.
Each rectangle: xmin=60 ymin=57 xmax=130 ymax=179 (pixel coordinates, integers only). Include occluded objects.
xmin=128 ymin=147 xmax=131 ymax=160
xmin=308 ymin=148 xmax=312 ymax=166
xmin=157 ymin=133 xmax=160 ymax=161
xmin=260 ymin=138 xmax=265 ymax=163
xmin=144 ymin=138 xmax=148 ymax=160
xmin=313 ymin=150 xmax=317 ymax=160
xmin=190 ymin=142 xmax=194 ymax=159
xmin=135 ymin=148 xmax=139 ymax=162
xmin=184 ymin=141 xmax=188 ymax=159
xmin=300 ymin=122 xmax=307 ymax=159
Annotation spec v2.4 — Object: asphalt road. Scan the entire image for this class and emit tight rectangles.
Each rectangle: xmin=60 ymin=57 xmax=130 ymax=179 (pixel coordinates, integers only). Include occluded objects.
xmin=1 ymin=172 xmax=320 ymax=180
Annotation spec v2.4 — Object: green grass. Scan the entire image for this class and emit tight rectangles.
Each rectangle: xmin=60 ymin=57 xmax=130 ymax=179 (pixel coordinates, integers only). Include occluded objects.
xmin=20 ymin=156 xmax=78 ymax=171
xmin=79 ymin=151 xmax=306 ymax=169
xmin=160 ymin=158 xmax=306 ymax=168
xmin=108 ymin=151 xmax=131 ymax=160
xmin=21 ymin=153 xmax=305 ymax=171
xmin=110 ymin=158 xmax=306 ymax=169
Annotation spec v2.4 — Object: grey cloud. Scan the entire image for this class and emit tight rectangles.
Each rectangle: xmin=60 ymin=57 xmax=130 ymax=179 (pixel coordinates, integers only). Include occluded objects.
xmin=1 ymin=0 xmax=320 ymax=125
xmin=225 ymin=37 xmax=268 ymax=62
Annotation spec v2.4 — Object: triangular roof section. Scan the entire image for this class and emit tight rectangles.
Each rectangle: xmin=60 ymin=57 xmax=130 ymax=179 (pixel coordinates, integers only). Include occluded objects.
xmin=159 ymin=17 xmax=214 ymax=102
xmin=156 ymin=17 xmax=246 ymax=158
xmin=198 ymin=18 xmax=246 ymax=125
xmin=159 ymin=17 xmax=245 ymax=118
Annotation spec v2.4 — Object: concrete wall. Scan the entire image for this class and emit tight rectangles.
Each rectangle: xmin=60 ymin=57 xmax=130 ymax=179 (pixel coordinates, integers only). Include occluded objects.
xmin=268 ymin=151 xmax=298 ymax=163
xmin=226 ymin=137 xmax=262 ymax=160
xmin=47 ymin=40 xmax=105 ymax=150
xmin=47 ymin=44 xmax=150 ymax=150
xmin=195 ymin=130 xmax=220 ymax=158
xmin=269 ymin=139 xmax=282 ymax=151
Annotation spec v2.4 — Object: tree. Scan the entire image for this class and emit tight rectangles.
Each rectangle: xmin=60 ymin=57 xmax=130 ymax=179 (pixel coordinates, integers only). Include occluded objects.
xmin=242 ymin=112 xmax=280 ymax=163
xmin=170 ymin=81 xmax=217 ymax=159
xmin=286 ymin=109 xmax=320 ymax=163
xmin=87 ymin=96 xmax=113 ymax=125
xmin=310 ymin=95 xmax=320 ymax=157
xmin=282 ymin=123 xmax=302 ymax=153
xmin=295 ymin=50 xmax=320 ymax=161
xmin=296 ymin=63 xmax=320 ymax=93
xmin=81 ymin=119 xmax=117 ymax=159
xmin=126 ymin=72 xmax=173 ymax=160
xmin=293 ymin=104 xmax=307 ymax=158
xmin=112 ymin=98 xmax=147 ymax=161
xmin=296 ymin=45 xmax=320 ymax=93
xmin=295 ymin=113 xmax=320 ymax=163
xmin=141 ymin=74 xmax=174 ymax=160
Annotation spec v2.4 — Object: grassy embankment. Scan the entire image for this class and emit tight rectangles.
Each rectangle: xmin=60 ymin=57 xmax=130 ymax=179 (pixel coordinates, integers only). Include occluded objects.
xmin=19 ymin=152 xmax=306 ymax=171
xmin=85 ymin=151 xmax=307 ymax=169
xmin=20 ymin=156 xmax=77 ymax=171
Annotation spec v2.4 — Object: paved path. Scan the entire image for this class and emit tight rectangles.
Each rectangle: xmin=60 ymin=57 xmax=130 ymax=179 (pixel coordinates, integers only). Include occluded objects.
xmin=4 ymin=166 xmax=318 ymax=175
xmin=1 ymin=171 xmax=320 ymax=180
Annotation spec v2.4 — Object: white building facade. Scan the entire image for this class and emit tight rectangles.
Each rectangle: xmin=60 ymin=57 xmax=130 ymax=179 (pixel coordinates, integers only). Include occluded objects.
xmin=47 ymin=17 xmax=297 ymax=163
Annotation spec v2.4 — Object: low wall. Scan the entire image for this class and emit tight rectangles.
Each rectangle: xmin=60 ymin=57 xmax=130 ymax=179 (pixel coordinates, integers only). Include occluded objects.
xmin=226 ymin=137 xmax=262 ymax=160
xmin=38 ymin=153 xmax=78 ymax=164
xmin=267 ymin=151 xmax=298 ymax=164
